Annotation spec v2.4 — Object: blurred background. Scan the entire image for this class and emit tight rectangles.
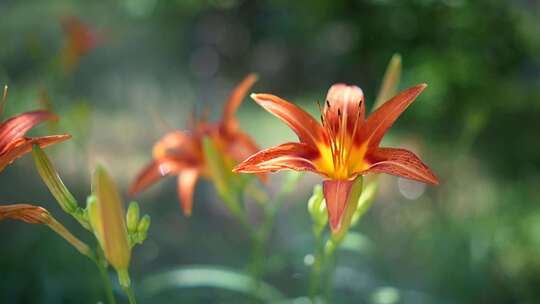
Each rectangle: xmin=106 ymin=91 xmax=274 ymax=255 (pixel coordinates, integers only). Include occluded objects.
xmin=1 ymin=0 xmax=539 ymax=303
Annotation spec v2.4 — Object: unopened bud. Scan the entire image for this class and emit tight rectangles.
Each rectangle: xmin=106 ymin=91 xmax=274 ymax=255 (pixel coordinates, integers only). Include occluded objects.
xmin=138 ymin=214 xmax=151 ymax=235
xmin=126 ymin=201 xmax=140 ymax=234
xmin=32 ymin=145 xmax=78 ymax=214
xmin=307 ymin=184 xmax=327 ymax=235
xmin=91 ymin=165 xmax=131 ymax=272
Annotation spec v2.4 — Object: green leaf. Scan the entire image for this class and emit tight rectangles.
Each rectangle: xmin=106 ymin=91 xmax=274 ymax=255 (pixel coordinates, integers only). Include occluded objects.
xmin=141 ymin=265 xmax=285 ymax=302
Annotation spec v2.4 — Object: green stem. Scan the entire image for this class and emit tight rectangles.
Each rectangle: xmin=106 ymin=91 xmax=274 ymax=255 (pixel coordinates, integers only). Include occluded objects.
xmin=322 ymin=240 xmax=338 ymax=303
xmin=92 ymin=248 xmax=117 ymax=304
xmin=308 ymin=229 xmax=325 ymax=301
xmin=122 ymin=285 xmax=137 ymax=304
xmin=249 ymin=231 xmax=265 ymax=297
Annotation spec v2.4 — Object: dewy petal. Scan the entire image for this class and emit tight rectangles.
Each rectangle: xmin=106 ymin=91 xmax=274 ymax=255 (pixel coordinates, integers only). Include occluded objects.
xmin=0 ymin=135 xmax=71 ymax=172
xmin=364 ymin=147 xmax=439 ymax=184
xmin=177 ymin=169 xmax=200 ymax=216
xmin=129 ymin=157 xmax=194 ymax=196
xmin=359 ymin=84 xmax=427 ymax=149
xmin=0 ymin=111 xmax=58 ymax=153
xmin=152 ymin=130 xmax=199 ymax=160
xmin=222 ymin=74 xmax=258 ymax=132
xmin=233 ymin=142 xmax=320 ymax=174
xmin=324 ymin=84 xmax=366 ymax=130
xmin=250 ymin=93 xmax=325 ymax=148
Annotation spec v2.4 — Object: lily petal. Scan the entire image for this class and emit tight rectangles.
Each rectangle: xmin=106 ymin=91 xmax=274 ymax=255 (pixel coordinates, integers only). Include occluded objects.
xmin=152 ymin=130 xmax=200 ymax=161
xmin=224 ymin=130 xmax=268 ymax=182
xmin=129 ymin=157 xmax=194 ymax=196
xmin=0 ymin=135 xmax=71 ymax=172
xmin=225 ymin=131 xmax=261 ymax=164
xmin=233 ymin=142 xmax=319 ymax=174
xmin=365 ymin=147 xmax=439 ymax=184
xmin=359 ymin=84 xmax=426 ymax=148
xmin=322 ymin=179 xmax=354 ymax=232
xmin=177 ymin=169 xmax=200 ymax=216
xmin=0 ymin=111 xmax=58 ymax=153
xmin=324 ymin=84 xmax=365 ymax=132
xmin=251 ymin=93 xmax=325 ymax=148
xmin=0 ymin=203 xmax=50 ymax=224
xmin=222 ymin=74 xmax=258 ymax=132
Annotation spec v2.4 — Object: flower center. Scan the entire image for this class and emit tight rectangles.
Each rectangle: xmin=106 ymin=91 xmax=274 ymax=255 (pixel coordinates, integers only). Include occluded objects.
xmin=316 ymin=99 xmax=367 ymax=179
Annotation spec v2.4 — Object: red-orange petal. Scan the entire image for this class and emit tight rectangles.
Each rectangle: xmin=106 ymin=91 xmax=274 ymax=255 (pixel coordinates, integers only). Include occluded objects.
xmin=152 ymin=130 xmax=200 ymax=160
xmin=0 ymin=203 xmax=50 ymax=224
xmin=322 ymin=179 xmax=354 ymax=232
xmin=222 ymin=74 xmax=258 ymax=132
xmin=0 ymin=135 xmax=71 ymax=172
xmin=177 ymin=169 xmax=200 ymax=216
xmin=251 ymin=93 xmax=325 ymax=148
xmin=359 ymin=84 xmax=427 ymax=149
xmin=129 ymin=157 xmax=195 ymax=196
xmin=224 ymin=130 xmax=268 ymax=182
xmin=233 ymin=142 xmax=319 ymax=174
xmin=323 ymin=84 xmax=365 ymax=133
xmin=364 ymin=147 xmax=439 ymax=185
xmin=0 ymin=111 xmax=58 ymax=153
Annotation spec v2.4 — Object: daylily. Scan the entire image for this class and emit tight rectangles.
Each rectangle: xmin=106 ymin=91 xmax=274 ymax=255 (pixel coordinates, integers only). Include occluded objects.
xmin=60 ymin=16 xmax=99 ymax=70
xmin=129 ymin=74 xmax=263 ymax=215
xmin=233 ymin=83 xmax=439 ymax=232
xmin=0 ymin=86 xmax=71 ymax=172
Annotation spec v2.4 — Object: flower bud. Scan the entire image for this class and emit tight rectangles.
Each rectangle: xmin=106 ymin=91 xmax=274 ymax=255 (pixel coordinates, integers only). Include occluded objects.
xmin=32 ymin=145 xmax=78 ymax=214
xmin=351 ymin=177 xmax=379 ymax=226
xmin=137 ymin=214 xmax=151 ymax=235
xmin=373 ymin=53 xmax=401 ymax=110
xmin=307 ymin=184 xmax=328 ymax=236
xmin=90 ymin=165 xmax=131 ymax=272
xmin=126 ymin=201 xmax=140 ymax=234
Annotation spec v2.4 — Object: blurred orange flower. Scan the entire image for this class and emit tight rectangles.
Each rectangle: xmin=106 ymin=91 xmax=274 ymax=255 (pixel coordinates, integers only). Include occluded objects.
xmin=234 ymin=83 xmax=439 ymax=232
xmin=0 ymin=86 xmax=70 ymax=172
xmin=129 ymin=74 xmax=263 ymax=215
xmin=60 ymin=16 xmax=100 ymax=70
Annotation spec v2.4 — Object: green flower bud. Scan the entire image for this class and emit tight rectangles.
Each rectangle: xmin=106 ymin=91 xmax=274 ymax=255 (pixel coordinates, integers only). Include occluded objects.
xmin=373 ymin=53 xmax=401 ymax=111
xmin=32 ymin=145 xmax=78 ymax=214
xmin=137 ymin=214 xmax=151 ymax=235
xmin=307 ymin=184 xmax=327 ymax=235
xmin=126 ymin=201 xmax=140 ymax=234
xmin=351 ymin=176 xmax=379 ymax=226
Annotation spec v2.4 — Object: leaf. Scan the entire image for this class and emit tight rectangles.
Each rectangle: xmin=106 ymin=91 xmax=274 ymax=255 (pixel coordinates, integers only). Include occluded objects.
xmin=141 ymin=265 xmax=285 ymax=302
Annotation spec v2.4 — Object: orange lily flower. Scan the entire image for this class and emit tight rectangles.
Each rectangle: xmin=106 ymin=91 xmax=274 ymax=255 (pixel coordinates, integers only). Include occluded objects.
xmin=60 ymin=16 xmax=100 ymax=70
xmin=0 ymin=86 xmax=70 ymax=172
xmin=233 ymin=83 xmax=439 ymax=232
xmin=129 ymin=74 xmax=263 ymax=215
